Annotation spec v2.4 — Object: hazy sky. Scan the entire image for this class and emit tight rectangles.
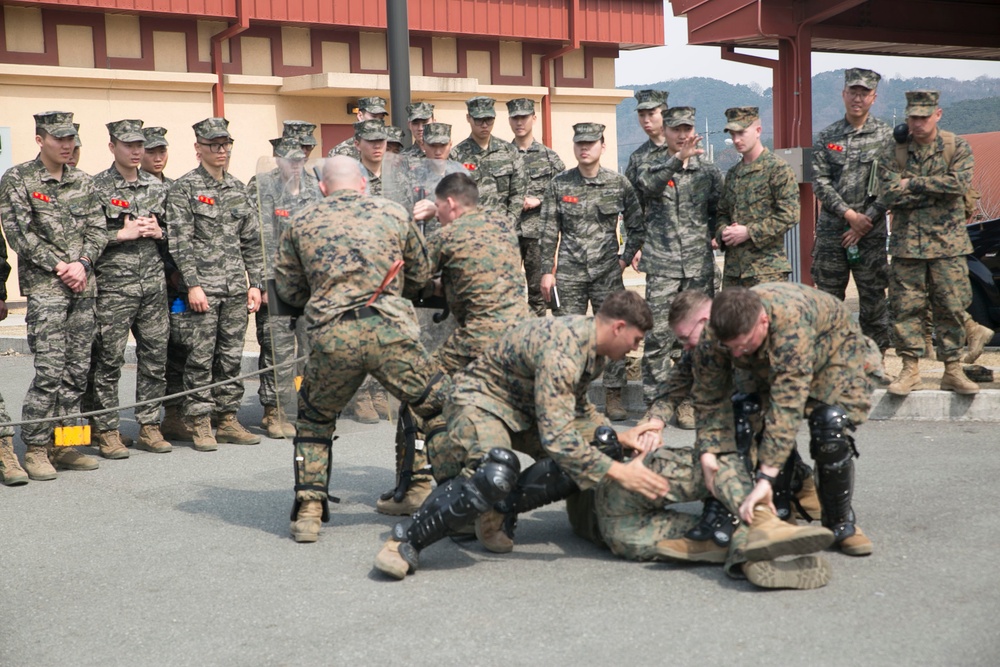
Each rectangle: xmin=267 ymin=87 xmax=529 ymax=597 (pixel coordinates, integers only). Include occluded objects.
xmin=617 ymin=13 xmax=1000 ymax=88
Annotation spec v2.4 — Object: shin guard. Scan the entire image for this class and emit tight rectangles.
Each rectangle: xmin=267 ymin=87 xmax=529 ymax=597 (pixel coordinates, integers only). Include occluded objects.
xmin=808 ymin=403 xmax=859 ymax=542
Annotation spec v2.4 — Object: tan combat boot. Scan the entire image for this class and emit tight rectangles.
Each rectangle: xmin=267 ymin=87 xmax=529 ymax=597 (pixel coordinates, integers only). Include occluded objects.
xmin=940 ymin=361 xmax=979 ymax=395
xmin=290 ymin=499 xmax=323 ymax=542
xmin=24 ymin=446 xmax=57 ymax=481
xmin=371 ymin=386 xmax=391 ymax=421
xmin=887 ymin=355 xmax=923 ymax=396
xmin=654 ymin=536 xmax=727 ymax=563
xmin=215 ymin=412 xmax=261 ymax=445
xmin=675 ymin=400 xmax=696 ymax=430
xmin=375 ymin=479 xmax=433 ymax=516
xmin=836 ymin=525 xmax=874 ymax=557
xmin=277 ymin=410 xmax=296 ymax=438
xmin=49 ymin=447 xmax=100 ymax=471
xmin=793 ymin=474 xmax=823 ymax=523
xmin=475 ymin=510 xmax=514 ymax=554
xmin=94 ymin=429 xmax=130 ymax=460
xmin=0 ymin=436 xmax=29 ymax=486
xmin=963 ymin=319 xmax=994 ymax=364
xmin=350 ymin=391 xmax=379 ymax=424
xmin=374 ymin=537 xmax=414 ymax=579
xmin=188 ymin=414 xmax=218 ymax=452
xmin=160 ymin=405 xmax=192 ymax=441
xmin=136 ymin=424 xmax=172 ymax=453
xmin=261 ymin=405 xmax=287 ymax=439
xmin=604 ymin=388 xmax=627 ymax=421
xmin=742 ymin=506 xmax=835 ymax=561
xmin=742 ymin=555 xmax=832 ymax=590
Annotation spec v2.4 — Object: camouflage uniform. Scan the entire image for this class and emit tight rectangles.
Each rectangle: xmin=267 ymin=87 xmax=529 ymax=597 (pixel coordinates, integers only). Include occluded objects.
xmin=430 ymin=316 xmax=612 ymax=486
xmin=716 ymin=108 xmax=800 ymax=287
xmin=879 ymin=91 xmax=973 ymax=361
xmin=273 ymin=189 xmax=451 ymax=505
xmin=634 ymin=107 xmax=723 ymax=405
xmin=327 ymin=96 xmax=387 ymax=160
xmin=539 ymin=128 xmax=644 ymax=390
xmin=0 ymin=113 xmax=107 ymax=447
xmin=812 ymin=69 xmax=893 ymax=351
xmin=403 ymin=102 xmax=435 ymax=160
xmin=354 ymin=120 xmax=389 ymax=197
xmin=623 ymin=89 xmax=669 ymax=201
xmin=450 ymin=97 xmax=527 ymax=233
xmin=509 ymin=98 xmax=565 ymax=316
xmin=86 ymin=120 xmax=171 ymax=432
xmin=165 ymin=135 xmax=263 ymax=418
xmin=0 ymin=233 xmax=12 ymax=440
xmin=0 ymin=391 xmax=12 ymax=439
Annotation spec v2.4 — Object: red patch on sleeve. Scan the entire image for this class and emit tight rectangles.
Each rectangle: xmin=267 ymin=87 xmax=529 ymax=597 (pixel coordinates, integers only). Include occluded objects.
xmin=31 ymin=192 xmax=50 ymax=203
xmin=274 ymin=209 xmax=289 ymax=217
xmin=826 ymin=143 xmax=844 ymax=152
xmin=110 ymin=198 xmax=129 ymax=208
xmin=667 ymin=180 xmax=675 ymax=188
xmin=561 ymin=195 xmax=579 ymax=204
xmin=197 ymin=195 xmax=215 ymax=205
xmin=463 ymin=163 xmax=476 ymax=171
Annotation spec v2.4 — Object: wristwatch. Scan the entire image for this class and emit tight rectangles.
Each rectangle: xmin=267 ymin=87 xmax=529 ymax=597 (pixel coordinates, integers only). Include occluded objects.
xmin=754 ymin=470 xmax=777 ymax=485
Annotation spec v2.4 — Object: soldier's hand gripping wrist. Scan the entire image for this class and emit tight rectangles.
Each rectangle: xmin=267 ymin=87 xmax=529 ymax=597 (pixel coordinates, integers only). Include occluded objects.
xmin=608 ymin=457 xmax=669 ymax=500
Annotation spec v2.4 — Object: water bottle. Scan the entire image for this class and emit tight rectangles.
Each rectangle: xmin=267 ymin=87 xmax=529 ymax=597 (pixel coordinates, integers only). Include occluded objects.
xmin=846 ymin=243 xmax=861 ymax=266
xmin=170 ymin=297 xmax=186 ymax=314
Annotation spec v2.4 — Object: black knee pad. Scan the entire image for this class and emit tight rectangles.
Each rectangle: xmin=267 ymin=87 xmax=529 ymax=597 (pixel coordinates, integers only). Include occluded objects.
xmin=470 ymin=447 xmax=521 ymax=507
xmin=808 ymin=404 xmax=857 ymax=465
xmin=495 ymin=457 xmax=577 ymax=517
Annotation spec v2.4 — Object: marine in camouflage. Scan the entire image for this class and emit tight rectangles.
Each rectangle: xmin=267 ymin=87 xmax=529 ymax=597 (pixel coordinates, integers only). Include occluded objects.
xmin=450 ymin=115 xmax=527 ymax=233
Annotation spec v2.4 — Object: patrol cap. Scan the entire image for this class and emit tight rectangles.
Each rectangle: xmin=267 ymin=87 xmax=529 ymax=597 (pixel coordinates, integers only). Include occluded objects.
xmin=385 ymin=125 xmax=405 ymax=146
xmin=634 ymin=89 xmax=668 ymax=111
xmin=664 ymin=106 xmax=696 ymax=128
xmin=34 ymin=111 xmax=77 ymax=138
xmin=269 ymin=137 xmax=307 ymax=160
xmin=354 ymin=120 xmax=388 ymax=141
xmin=844 ymin=68 xmax=881 ymax=90
xmin=192 ymin=117 xmax=232 ymax=140
xmin=142 ymin=126 xmax=169 ymax=149
xmin=282 ymin=120 xmax=317 ymax=147
xmin=106 ymin=119 xmax=145 ymax=143
xmin=905 ymin=90 xmax=939 ymax=117
xmin=422 ymin=123 xmax=452 ymax=145
xmin=466 ymin=96 xmax=496 ymax=119
xmin=506 ymin=98 xmax=536 ymax=117
xmin=73 ymin=123 xmax=82 ymax=148
xmin=357 ymin=96 xmax=388 ymax=115
xmin=406 ymin=102 xmax=434 ymax=122
xmin=724 ymin=106 xmax=759 ymax=132
xmin=572 ymin=122 xmax=605 ymax=143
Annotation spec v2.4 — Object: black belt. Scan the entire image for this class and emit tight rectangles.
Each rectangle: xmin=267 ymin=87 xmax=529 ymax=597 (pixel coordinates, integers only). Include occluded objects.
xmin=340 ymin=305 xmax=380 ymax=321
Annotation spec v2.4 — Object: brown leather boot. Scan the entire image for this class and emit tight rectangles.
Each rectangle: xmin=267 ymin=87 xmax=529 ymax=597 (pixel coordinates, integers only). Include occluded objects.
xmin=675 ymin=400 xmax=696 ymax=430
xmin=290 ymin=499 xmax=323 ymax=543
xmin=24 ymin=446 xmax=57 ymax=481
xmin=94 ymin=429 xmax=130 ymax=460
xmin=940 ymin=361 xmax=979 ymax=395
xmin=49 ymin=447 xmax=100 ymax=471
xmin=0 ymin=436 xmax=29 ymax=486
xmin=350 ymin=391 xmax=379 ymax=424
xmin=887 ymin=355 xmax=923 ymax=396
xmin=963 ymin=318 xmax=994 ymax=364
xmin=475 ymin=510 xmax=514 ymax=553
xmin=160 ymin=405 xmax=192 ymax=441
xmin=215 ymin=412 xmax=261 ymax=445
xmin=604 ymin=388 xmax=627 ymax=421
xmin=375 ymin=479 xmax=433 ymax=516
xmin=654 ymin=536 xmax=727 ymax=563
xmin=742 ymin=555 xmax=832 ymax=590
xmin=371 ymin=386 xmax=390 ymax=421
xmin=187 ymin=414 xmax=218 ymax=452
xmin=136 ymin=424 xmax=172 ymax=453
xmin=261 ymin=405 xmax=287 ymax=439
xmin=743 ymin=506 xmax=834 ymax=561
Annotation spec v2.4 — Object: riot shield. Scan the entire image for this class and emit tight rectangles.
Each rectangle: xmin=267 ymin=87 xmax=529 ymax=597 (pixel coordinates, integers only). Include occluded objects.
xmin=252 ymin=155 xmax=325 ymax=428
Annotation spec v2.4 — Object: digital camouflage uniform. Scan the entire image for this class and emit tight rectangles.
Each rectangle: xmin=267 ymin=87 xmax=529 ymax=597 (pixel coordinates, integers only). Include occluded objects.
xmin=0 ymin=113 xmax=107 ymax=447
xmin=539 ymin=129 xmax=644 ymax=390
xmin=273 ymin=189 xmax=451 ymax=505
xmin=0 ymin=391 xmax=12 ymax=440
xmin=634 ymin=107 xmax=723 ymax=405
xmin=811 ymin=69 xmax=893 ymax=351
xmin=716 ymin=108 xmax=800 ymax=287
xmin=85 ymin=121 xmax=171 ymax=432
xmin=623 ymin=89 xmax=669 ymax=202
xmin=450 ymin=97 xmax=527 ymax=233
xmin=354 ymin=120 xmax=389 ymax=197
xmin=879 ymin=91 xmax=974 ymax=361
xmin=165 ymin=125 xmax=263 ymax=418
xmin=509 ymin=98 xmax=565 ymax=316
xmin=401 ymin=102 xmax=434 ymax=159
xmin=1 ymin=231 xmax=12 ymax=439
xmin=327 ymin=96 xmax=387 ymax=160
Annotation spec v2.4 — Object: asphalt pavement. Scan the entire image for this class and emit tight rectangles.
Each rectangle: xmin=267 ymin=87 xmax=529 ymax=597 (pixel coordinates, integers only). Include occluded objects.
xmin=1 ymin=353 xmax=999 ymax=666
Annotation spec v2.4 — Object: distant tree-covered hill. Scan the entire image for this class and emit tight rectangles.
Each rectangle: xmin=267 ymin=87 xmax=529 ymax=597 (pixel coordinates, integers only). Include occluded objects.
xmin=617 ymin=72 xmax=1000 ymax=172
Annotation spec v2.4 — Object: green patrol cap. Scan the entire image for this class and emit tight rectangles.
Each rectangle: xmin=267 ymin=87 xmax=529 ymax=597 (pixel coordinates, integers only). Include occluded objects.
xmin=724 ymin=106 xmax=759 ymax=132
xmin=635 ymin=89 xmax=668 ymax=111
xmin=664 ymin=106 xmax=696 ymax=128
xmin=73 ymin=123 xmax=82 ymax=148
xmin=466 ymin=96 xmax=496 ymax=119
xmin=354 ymin=119 xmax=388 ymax=141
xmin=106 ymin=119 xmax=145 ymax=143
xmin=269 ymin=137 xmax=307 ymax=160
xmin=905 ymin=90 xmax=939 ymax=117
xmin=406 ymin=102 xmax=434 ymax=122
xmin=506 ymin=98 xmax=536 ymax=117
xmin=572 ymin=122 xmax=605 ymax=143
xmin=34 ymin=111 xmax=77 ymax=138
xmin=357 ymin=96 xmax=388 ymax=115
xmin=423 ymin=123 xmax=452 ymax=145
xmin=282 ymin=120 xmax=317 ymax=147
xmin=844 ymin=68 xmax=881 ymax=90
xmin=142 ymin=127 xmax=168 ymax=148
xmin=192 ymin=117 xmax=231 ymax=140
xmin=385 ymin=125 xmax=405 ymax=146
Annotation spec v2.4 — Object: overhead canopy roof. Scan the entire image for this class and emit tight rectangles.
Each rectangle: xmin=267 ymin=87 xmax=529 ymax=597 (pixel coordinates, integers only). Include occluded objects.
xmin=670 ymin=0 xmax=1000 ymax=61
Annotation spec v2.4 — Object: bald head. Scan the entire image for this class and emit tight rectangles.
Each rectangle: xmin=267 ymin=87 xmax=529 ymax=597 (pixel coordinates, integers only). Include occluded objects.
xmin=322 ymin=155 xmax=366 ymax=193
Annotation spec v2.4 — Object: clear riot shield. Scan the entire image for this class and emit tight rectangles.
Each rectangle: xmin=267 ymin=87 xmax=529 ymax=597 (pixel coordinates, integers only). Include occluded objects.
xmin=252 ymin=155 xmax=325 ymax=427
xmin=381 ymin=153 xmax=470 ymax=351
